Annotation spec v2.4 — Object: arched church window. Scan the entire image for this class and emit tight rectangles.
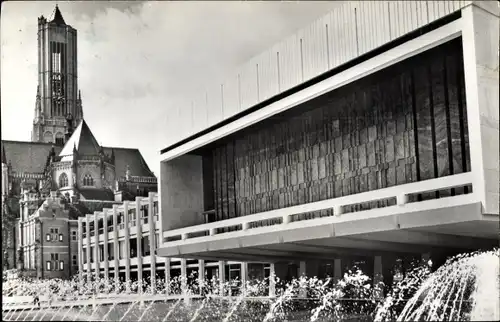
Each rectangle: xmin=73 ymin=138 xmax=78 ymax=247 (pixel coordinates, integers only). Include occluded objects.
xmin=43 ymin=131 xmax=53 ymax=143
xmin=55 ymin=132 xmax=64 ymax=146
xmin=83 ymin=174 xmax=94 ymax=187
xmin=59 ymin=173 xmax=68 ymax=188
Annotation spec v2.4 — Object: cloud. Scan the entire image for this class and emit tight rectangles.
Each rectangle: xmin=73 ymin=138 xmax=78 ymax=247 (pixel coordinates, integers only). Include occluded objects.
xmin=1 ymin=1 xmax=342 ymax=175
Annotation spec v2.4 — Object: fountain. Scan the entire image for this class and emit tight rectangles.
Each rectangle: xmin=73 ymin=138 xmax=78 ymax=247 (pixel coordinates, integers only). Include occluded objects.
xmin=2 ymin=249 xmax=499 ymax=321
xmin=374 ymin=249 xmax=500 ymax=322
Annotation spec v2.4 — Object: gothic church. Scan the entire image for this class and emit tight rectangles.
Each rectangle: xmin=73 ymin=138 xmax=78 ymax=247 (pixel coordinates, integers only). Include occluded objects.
xmin=1 ymin=6 xmax=157 ymax=279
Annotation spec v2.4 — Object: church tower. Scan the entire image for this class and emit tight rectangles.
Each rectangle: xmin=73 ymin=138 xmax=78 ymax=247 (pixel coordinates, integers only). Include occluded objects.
xmin=32 ymin=5 xmax=83 ymax=145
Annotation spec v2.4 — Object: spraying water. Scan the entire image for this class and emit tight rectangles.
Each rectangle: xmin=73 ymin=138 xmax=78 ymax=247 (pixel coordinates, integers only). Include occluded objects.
xmin=374 ymin=249 xmax=500 ymax=322
xmin=161 ymin=298 xmax=182 ymax=322
xmin=3 ymin=249 xmax=499 ymax=322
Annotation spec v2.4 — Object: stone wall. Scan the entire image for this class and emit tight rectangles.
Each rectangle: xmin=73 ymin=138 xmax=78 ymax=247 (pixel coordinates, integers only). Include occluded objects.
xmin=207 ymin=38 xmax=470 ymax=222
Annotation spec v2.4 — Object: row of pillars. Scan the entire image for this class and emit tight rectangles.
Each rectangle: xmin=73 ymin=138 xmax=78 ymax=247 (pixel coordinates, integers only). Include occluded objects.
xmin=78 ymin=193 xmax=158 ymax=293
xmin=79 ymin=249 xmax=435 ymax=298
xmin=176 ymin=254 xmax=404 ymax=299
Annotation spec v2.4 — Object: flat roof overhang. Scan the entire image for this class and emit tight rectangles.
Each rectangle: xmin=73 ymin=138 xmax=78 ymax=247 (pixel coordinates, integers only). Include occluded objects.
xmin=160 ymin=12 xmax=462 ymax=162
xmin=157 ymin=199 xmax=498 ymax=262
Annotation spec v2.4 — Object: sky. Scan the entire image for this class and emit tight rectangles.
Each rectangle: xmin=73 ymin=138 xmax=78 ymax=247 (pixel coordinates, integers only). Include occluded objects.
xmin=1 ymin=1 xmax=341 ymax=176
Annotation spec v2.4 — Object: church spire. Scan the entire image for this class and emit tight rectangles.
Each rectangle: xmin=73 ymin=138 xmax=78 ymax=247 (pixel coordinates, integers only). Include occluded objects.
xmin=34 ymin=86 xmax=42 ymax=120
xmin=51 ymin=5 xmax=66 ymax=25
xmin=77 ymin=90 xmax=83 ymax=119
xmin=1 ymin=146 xmax=7 ymax=164
xmin=33 ymin=4 xmax=78 ymax=143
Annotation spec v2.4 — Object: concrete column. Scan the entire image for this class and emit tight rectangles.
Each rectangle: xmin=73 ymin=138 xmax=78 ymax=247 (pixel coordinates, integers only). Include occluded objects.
xmin=198 ymin=259 xmax=205 ymax=295
xmin=103 ymin=210 xmax=109 ymax=285
xmin=380 ymin=255 xmax=396 ymax=295
xmin=298 ymin=261 xmax=307 ymax=298
xmin=93 ymin=212 xmax=100 ymax=283
xmin=123 ymin=201 xmax=131 ymax=292
xmin=86 ymin=214 xmax=91 ymax=278
xmin=269 ymin=263 xmax=276 ymax=298
xmin=240 ymin=262 xmax=248 ymax=293
xmin=135 ymin=197 xmax=143 ymax=294
xmin=180 ymin=258 xmax=188 ymax=300
xmin=165 ymin=257 xmax=171 ymax=295
xmin=461 ymin=3 xmax=500 ymax=215
xmin=77 ymin=218 xmax=83 ymax=284
xmin=299 ymin=261 xmax=306 ymax=277
xmin=29 ymin=222 xmax=33 ymax=268
xmin=373 ymin=256 xmax=383 ymax=298
xmin=334 ymin=259 xmax=342 ymax=282
xmin=218 ymin=260 xmax=226 ymax=296
xmin=148 ymin=192 xmax=156 ymax=293
xmin=305 ymin=260 xmax=319 ymax=278
xmin=112 ymin=205 xmax=120 ymax=291
xmin=17 ymin=221 xmax=23 ymax=270
xmin=421 ymin=252 xmax=431 ymax=268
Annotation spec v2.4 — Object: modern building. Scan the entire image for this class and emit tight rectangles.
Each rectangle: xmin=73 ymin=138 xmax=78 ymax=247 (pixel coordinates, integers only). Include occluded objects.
xmin=78 ymin=193 xmax=160 ymax=287
xmin=155 ymin=0 xmax=499 ymax=294
xmin=1 ymin=5 xmax=158 ymax=279
xmin=78 ymin=193 xmax=274 ymax=294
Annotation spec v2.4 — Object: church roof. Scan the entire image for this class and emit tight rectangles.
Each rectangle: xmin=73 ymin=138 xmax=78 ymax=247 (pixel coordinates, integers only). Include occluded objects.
xmin=2 ymin=139 xmax=154 ymax=179
xmin=50 ymin=5 xmax=66 ymax=25
xmin=57 ymin=120 xmax=154 ymax=177
xmin=78 ymin=188 xmax=115 ymax=201
xmin=1 ymin=141 xmax=62 ymax=174
xmin=102 ymin=147 xmax=155 ymax=178
xmin=59 ymin=119 xmax=101 ymax=160
xmin=3 ymin=118 xmax=155 ymax=179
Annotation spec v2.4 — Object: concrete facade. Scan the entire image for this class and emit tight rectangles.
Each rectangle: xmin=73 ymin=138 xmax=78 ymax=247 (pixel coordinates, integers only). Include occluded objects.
xmin=79 ymin=193 xmax=160 ymax=287
xmin=161 ymin=1 xmax=476 ymax=149
xmin=160 ymin=155 xmax=204 ymax=232
xmin=79 ymin=193 xmax=257 ymax=294
xmin=156 ymin=1 xmax=499 ymax=293
xmin=461 ymin=1 xmax=500 ymax=216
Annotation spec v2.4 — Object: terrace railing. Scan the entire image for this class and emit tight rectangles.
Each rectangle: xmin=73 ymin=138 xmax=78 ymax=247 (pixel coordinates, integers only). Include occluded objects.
xmin=163 ymin=172 xmax=474 ymax=243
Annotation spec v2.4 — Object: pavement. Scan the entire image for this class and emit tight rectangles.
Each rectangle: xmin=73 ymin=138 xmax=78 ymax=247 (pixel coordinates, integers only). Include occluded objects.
xmin=2 ymin=294 xmax=202 ymax=312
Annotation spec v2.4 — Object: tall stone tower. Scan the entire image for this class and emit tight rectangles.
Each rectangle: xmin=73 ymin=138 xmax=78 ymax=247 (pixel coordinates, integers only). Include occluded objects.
xmin=32 ymin=5 xmax=83 ymax=145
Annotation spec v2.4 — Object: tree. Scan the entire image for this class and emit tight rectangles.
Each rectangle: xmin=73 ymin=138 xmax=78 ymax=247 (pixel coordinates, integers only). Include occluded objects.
xmin=3 ymin=251 xmax=9 ymax=269
xmin=17 ymin=248 xmax=24 ymax=270
xmin=2 ymin=199 xmax=18 ymax=256
xmin=2 ymin=200 xmax=17 ymax=230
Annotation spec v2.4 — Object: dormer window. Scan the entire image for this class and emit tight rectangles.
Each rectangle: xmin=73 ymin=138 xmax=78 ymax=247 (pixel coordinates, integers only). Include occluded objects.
xmin=83 ymin=174 xmax=94 ymax=187
xmin=59 ymin=173 xmax=68 ymax=188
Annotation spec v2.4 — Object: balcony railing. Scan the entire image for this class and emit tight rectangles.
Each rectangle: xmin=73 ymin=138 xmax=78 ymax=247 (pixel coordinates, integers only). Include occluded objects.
xmin=163 ymin=172 xmax=474 ymax=243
